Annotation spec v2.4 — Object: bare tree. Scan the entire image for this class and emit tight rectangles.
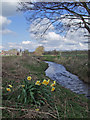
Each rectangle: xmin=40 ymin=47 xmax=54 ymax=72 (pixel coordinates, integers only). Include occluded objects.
xmin=18 ymin=2 xmax=90 ymax=36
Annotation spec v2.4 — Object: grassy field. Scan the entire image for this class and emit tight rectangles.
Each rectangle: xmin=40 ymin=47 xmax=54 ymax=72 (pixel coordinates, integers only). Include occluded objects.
xmin=42 ymin=51 xmax=89 ymax=83
xmin=2 ymin=55 xmax=89 ymax=119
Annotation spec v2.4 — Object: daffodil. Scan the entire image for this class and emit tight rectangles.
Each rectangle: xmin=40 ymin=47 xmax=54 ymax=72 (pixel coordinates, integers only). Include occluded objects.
xmin=51 ymin=87 xmax=55 ymax=92
xmin=54 ymin=81 xmax=56 ymax=84
xmin=35 ymin=81 xmax=41 ymax=85
xmin=47 ymin=79 xmax=50 ymax=84
xmin=21 ymin=85 xmax=25 ymax=87
xmin=50 ymin=83 xmax=55 ymax=87
xmin=42 ymin=79 xmax=49 ymax=85
xmin=6 ymin=88 xmax=11 ymax=92
xmin=35 ymin=108 xmax=39 ymax=111
xmin=8 ymin=84 xmax=13 ymax=88
xmin=27 ymin=76 xmax=31 ymax=80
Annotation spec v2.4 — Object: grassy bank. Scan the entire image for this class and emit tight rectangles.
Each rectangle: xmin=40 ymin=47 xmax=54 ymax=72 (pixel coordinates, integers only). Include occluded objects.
xmin=2 ymin=55 xmax=89 ymax=119
xmin=42 ymin=51 xmax=88 ymax=83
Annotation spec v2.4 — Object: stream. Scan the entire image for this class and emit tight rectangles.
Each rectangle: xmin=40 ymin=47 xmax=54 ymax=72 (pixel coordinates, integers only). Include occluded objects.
xmin=45 ymin=61 xmax=89 ymax=97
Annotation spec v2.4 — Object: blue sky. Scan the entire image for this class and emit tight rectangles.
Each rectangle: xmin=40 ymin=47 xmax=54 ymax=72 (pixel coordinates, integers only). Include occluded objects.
xmin=3 ymin=14 xmax=30 ymax=43
xmin=0 ymin=1 xmax=88 ymax=51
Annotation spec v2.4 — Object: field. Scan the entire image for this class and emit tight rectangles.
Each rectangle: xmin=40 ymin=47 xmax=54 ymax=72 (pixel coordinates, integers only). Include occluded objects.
xmin=42 ymin=51 xmax=89 ymax=83
xmin=1 ymin=54 xmax=89 ymax=119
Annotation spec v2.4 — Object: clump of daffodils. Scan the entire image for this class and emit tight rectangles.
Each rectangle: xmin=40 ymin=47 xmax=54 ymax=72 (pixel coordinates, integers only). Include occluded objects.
xmin=42 ymin=79 xmax=56 ymax=92
xmin=6 ymin=76 xmax=56 ymax=93
xmin=5 ymin=75 xmax=57 ymax=107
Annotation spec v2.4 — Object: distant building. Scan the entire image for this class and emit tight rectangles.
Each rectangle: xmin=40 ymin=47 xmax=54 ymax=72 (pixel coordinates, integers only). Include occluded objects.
xmin=0 ymin=49 xmax=22 ymax=56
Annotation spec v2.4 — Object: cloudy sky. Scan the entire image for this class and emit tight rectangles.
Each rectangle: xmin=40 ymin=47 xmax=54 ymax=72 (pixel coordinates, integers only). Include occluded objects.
xmin=0 ymin=0 xmax=88 ymax=51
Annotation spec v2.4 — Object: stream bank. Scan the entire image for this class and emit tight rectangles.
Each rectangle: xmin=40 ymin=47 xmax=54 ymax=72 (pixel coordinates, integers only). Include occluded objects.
xmin=45 ymin=61 xmax=89 ymax=98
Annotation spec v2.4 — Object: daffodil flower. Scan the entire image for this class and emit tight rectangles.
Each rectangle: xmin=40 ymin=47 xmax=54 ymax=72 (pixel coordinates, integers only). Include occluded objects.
xmin=35 ymin=81 xmax=41 ymax=85
xmin=42 ymin=79 xmax=49 ymax=85
xmin=54 ymin=81 xmax=56 ymax=84
xmin=27 ymin=76 xmax=31 ymax=80
xmin=35 ymin=109 xmax=39 ymax=111
xmin=50 ymin=83 xmax=55 ymax=87
xmin=51 ymin=87 xmax=55 ymax=92
xmin=47 ymin=79 xmax=50 ymax=84
xmin=6 ymin=88 xmax=11 ymax=92
xmin=21 ymin=85 xmax=25 ymax=87
xmin=8 ymin=84 xmax=13 ymax=88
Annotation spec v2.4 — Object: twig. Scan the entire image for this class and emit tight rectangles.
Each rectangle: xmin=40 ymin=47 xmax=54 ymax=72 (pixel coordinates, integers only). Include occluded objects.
xmin=0 ymin=106 xmax=57 ymax=119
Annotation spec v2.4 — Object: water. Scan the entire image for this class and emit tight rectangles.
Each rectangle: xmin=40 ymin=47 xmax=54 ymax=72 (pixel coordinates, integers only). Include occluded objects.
xmin=45 ymin=61 xmax=89 ymax=97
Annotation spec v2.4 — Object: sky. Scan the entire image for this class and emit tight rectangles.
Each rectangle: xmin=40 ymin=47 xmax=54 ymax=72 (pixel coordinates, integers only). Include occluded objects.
xmin=0 ymin=0 xmax=88 ymax=52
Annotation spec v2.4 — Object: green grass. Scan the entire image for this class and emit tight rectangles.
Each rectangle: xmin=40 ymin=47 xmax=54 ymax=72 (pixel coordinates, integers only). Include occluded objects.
xmin=2 ymin=55 xmax=89 ymax=119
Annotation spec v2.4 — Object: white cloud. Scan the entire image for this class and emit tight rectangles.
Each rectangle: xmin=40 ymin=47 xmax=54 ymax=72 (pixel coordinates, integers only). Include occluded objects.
xmin=29 ymin=16 xmax=88 ymax=51
xmin=0 ymin=29 xmax=14 ymax=34
xmin=22 ymin=41 xmax=32 ymax=44
xmin=5 ymin=41 xmax=41 ymax=51
xmin=0 ymin=45 xmax=3 ymax=49
xmin=60 ymin=14 xmax=88 ymax=29
xmin=6 ymin=17 xmax=87 ymax=51
xmin=0 ymin=15 xmax=14 ymax=34
xmin=45 ymin=32 xmax=62 ymax=41
xmin=39 ymin=30 xmax=88 ymax=51
xmin=0 ymin=16 xmax=11 ymax=28
xmin=29 ymin=18 xmax=54 ymax=40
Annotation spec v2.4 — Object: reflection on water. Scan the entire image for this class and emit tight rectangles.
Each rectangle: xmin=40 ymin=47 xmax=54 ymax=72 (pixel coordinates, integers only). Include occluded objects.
xmin=45 ymin=61 xmax=89 ymax=97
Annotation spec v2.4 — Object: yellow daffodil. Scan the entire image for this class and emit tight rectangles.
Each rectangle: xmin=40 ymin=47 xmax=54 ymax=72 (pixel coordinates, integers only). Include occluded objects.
xmin=47 ymin=79 xmax=50 ymax=84
xmin=42 ymin=79 xmax=47 ymax=85
xmin=42 ymin=79 xmax=49 ymax=85
xmin=50 ymin=83 xmax=55 ymax=87
xmin=54 ymin=81 xmax=56 ymax=84
xmin=27 ymin=76 xmax=31 ymax=80
xmin=8 ymin=84 xmax=13 ymax=88
xmin=51 ymin=87 xmax=55 ymax=92
xmin=6 ymin=88 xmax=11 ymax=92
xmin=21 ymin=85 xmax=25 ymax=87
xmin=35 ymin=81 xmax=41 ymax=85
xmin=35 ymin=109 xmax=39 ymax=111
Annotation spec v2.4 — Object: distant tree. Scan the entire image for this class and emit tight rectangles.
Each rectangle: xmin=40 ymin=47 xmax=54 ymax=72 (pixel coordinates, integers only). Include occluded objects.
xmin=23 ymin=49 xmax=30 ymax=56
xmin=24 ymin=49 xmax=29 ymax=54
xmin=52 ymin=50 xmax=59 ymax=56
xmin=34 ymin=46 xmax=44 ymax=56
